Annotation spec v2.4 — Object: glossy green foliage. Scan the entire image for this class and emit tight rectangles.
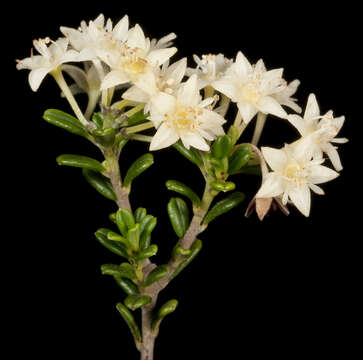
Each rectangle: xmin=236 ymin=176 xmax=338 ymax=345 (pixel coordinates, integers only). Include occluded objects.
xmin=172 ymin=141 xmax=203 ymax=167
xmin=167 ymin=198 xmax=190 ymax=238
xmin=145 ymin=265 xmax=169 ymax=286
xmin=127 ymin=110 xmax=149 ymax=126
xmin=210 ymin=181 xmax=236 ymax=192
xmin=95 ymin=228 xmax=128 ymax=259
xmin=83 ymin=169 xmax=116 ymax=201
xmin=151 ymin=299 xmax=178 ymax=336
xmin=203 ymin=192 xmax=245 ymax=224
xmin=116 ymin=302 xmax=142 ymax=349
xmin=43 ymin=109 xmax=88 ymax=138
xmin=92 ymin=128 xmax=116 ymax=147
xmin=169 ymin=239 xmax=202 ymax=281
xmin=212 ymin=135 xmax=233 ymax=159
xmin=124 ymin=295 xmax=152 ymax=311
xmin=114 ymin=276 xmax=138 ymax=295
xmin=228 ymin=145 xmax=251 ymax=175
xmin=166 ymin=180 xmax=200 ymax=205
xmin=123 ymin=154 xmax=154 ymax=187
xmin=134 ymin=245 xmax=158 ymax=261
xmin=56 ymin=154 xmax=105 ymax=172
xmin=91 ymin=112 xmax=103 ymax=129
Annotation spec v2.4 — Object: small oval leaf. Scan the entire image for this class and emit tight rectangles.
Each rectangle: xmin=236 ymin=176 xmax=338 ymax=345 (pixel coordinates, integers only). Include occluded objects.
xmin=56 ymin=154 xmax=105 ymax=172
xmin=123 ymin=153 xmax=154 ymax=187
xmin=43 ymin=109 xmax=88 ymax=138
xmin=145 ymin=264 xmax=169 ymax=286
xmin=125 ymin=295 xmax=152 ymax=311
xmin=167 ymin=198 xmax=190 ymax=238
xmin=203 ymin=192 xmax=245 ymax=224
xmin=114 ymin=276 xmax=138 ymax=295
xmin=166 ymin=180 xmax=201 ymax=205
xmin=172 ymin=141 xmax=203 ymax=167
xmin=135 ymin=244 xmax=158 ymax=261
xmin=210 ymin=181 xmax=236 ymax=193
xmin=212 ymin=135 xmax=233 ymax=159
xmin=152 ymin=299 xmax=178 ymax=336
xmin=83 ymin=169 xmax=116 ymax=201
xmin=228 ymin=145 xmax=251 ymax=174
xmin=95 ymin=229 xmax=128 ymax=259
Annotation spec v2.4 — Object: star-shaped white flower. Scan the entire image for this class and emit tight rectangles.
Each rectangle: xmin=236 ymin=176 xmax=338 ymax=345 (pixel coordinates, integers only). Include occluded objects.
xmin=213 ymin=51 xmax=288 ymax=123
xmin=122 ymin=58 xmax=187 ymax=112
xmin=287 ymin=94 xmax=348 ymax=171
xmin=16 ymin=37 xmax=90 ymax=91
xmin=256 ymin=138 xmax=339 ymax=217
xmin=186 ymin=53 xmax=233 ymax=89
xmin=98 ymin=24 xmax=177 ymax=90
xmin=148 ymin=75 xmax=226 ymax=151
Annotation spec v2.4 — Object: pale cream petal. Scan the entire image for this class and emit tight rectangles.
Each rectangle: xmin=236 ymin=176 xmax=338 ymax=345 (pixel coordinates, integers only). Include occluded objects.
xmin=149 ymin=92 xmax=176 ymax=115
xmin=256 ymin=96 xmax=287 ymax=119
xmin=288 ymin=184 xmax=311 ymax=217
xmin=177 ymin=74 xmax=200 ymax=107
xmin=256 ymin=173 xmax=284 ymax=198
xmin=237 ymin=102 xmax=258 ymax=124
xmin=291 ymin=136 xmax=314 ymax=162
xmin=234 ymin=51 xmax=253 ymax=78
xmin=308 ymin=163 xmax=339 ymax=184
xmin=122 ymin=85 xmax=149 ymax=103
xmin=304 ymin=93 xmax=320 ymax=120
xmin=113 ymin=15 xmax=129 ymax=41
xmin=331 ymin=137 xmax=348 ymax=144
xmin=309 ymin=183 xmax=325 ymax=195
xmin=100 ymin=70 xmax=129 ymax=90
xmin=134 ymin=72 xmax=158 ymax=96
xmin=127 ymin=24 xmax=146 ymax=50
xmin=287 ymin=114 xmax=306 ymax=135
xmin=28 ymin=67 xmax=50 ymax=91
xmin=149 ymin=123 xmax=179 ymax=150
xmin=323 ymin=143 xmax=343 ymax=171
xmin=60 ymin=27 xmax=84 ymax=51
xmin=147 ymin=47 xmax=177 ymax=67
xmin=213 ymin=77 xmax=238 ymax=101
xmin=165 ymin=57 xmax=187 ymax=84
xmin=261 ymin=147 xmax=288 ymax=172
xmin=180 ymin=131 xmax=210 ymax=151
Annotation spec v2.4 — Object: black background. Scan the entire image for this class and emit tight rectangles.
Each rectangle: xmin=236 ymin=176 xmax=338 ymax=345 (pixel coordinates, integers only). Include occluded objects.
xmin=6 ymin=1 xmax=360 ymax=359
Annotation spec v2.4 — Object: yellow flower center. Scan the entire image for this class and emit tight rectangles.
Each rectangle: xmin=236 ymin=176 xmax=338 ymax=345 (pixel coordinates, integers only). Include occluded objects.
xmin=240 ymin=83 xmax=261 ymax=104
xmin=170 ymin=106 xmax=201 ymax=130
xmin=123 ymin=56 xmax=148 ymax=77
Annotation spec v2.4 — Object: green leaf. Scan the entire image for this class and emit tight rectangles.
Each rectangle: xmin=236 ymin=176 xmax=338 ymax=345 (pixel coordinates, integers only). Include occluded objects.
xmin=134 ymin=207 xmax=147 ymax=223
xmin=127 ymin=224 xmax=140 ymax=252
xmin=101 ymin=264 xmax=122 ymax=276
xmin=123 ymin=154 xmax=154 ymax=187
xmin=56 ymin=154 xmax=105 ymax=172
xmin=109 ymin=212 xmax=117 ymax=223
xmin=116 ymin=302 xmax=142 ymax=349
xmin=119 ymin=263 xmax=137 ymax=280
xmin=95 ymin=229 xmax=128 ymax=259
xmin=127 ymin=110 xmax=149 ymax=126
xmin=228 ymin=145 xmax=251 ymax=174
xmin=118 ymin=209 xmax=136 ymax=230
xmin=124 ymin=295 xmax=152 ymax=311
xmin=145 ymin=264 xmax=169 ymax=286
xmin=212 ymin=135 xmax=233 ymax=159
xmin=83 ymin=169 xmax=116 ymax=201
xmin=172 ymin=141 xmax=203 ymax=167
xmin=152 ymin=299 xmax=178 ymax=336
xmin=43 ymin=109 xmax=88 ymax=138
xmin=166 ymin=180 xmax=201 ymax=206
xmin=169 ymin=239 xmax=202 ymax=281
xmin=167 ymin=198 xmax=190 ymax=238
xmin=91 ymin=128 xmax=116 ymax=147
xmin=107 ymin=231 xmax=129 ymax=247
xmin=139 ymin=216 xmax=157 ymax=250
xmin=134 ymin=245 xmax=158 ymax=261
xmin=227 ymin=125 xmax=239 ymax=145
xmin=210 ymin=181 xmax=236 ymax=193
xmin=92 ymin=112 xmax=104 ymax=129
xmin=234 ymin=165 xmax=261 ymax=176
xmin=114 ymin=276 xmax=138 ymax=295
xmin=203 ymin=192 xmax=245 ymax=224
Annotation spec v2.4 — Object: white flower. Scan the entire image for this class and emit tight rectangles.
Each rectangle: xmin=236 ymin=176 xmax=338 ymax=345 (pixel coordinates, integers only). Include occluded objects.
xmin=256 ymin=139 xmax=339 ymax=217
xmin=213 ymin=51 xmax=288 ymax=123
xmin=16 ymin=37 xmax=90 ymax=91
xmin=99 ymin=24 xmax=177 ymax=90
xmin=122 ymin=58 xmax=187 ymax=111
xmin=287 ymin=94 xmax=348 ymax=171
xmin=150 ymin=32 xmax=177 ymax=50
xmin=60 ymin=14 xmax=129 ymax=59
xmin=186 ymin=53 xmax=233 ymax=89
xmin=148 ymin=75 xmax=226 ymax=151
xmin=272 ymin=79 xmax=302 ymax=113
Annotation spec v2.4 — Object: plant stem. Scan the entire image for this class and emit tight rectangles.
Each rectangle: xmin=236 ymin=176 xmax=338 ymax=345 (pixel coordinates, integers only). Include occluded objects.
xmin=51 ymin=67 xmax=89 ymax=126
xmin=85 ymin=90 xmax=100 ymax=120
xmin=104 ymin=150 xmax=131 ymax=211
xmin=251 ymin=112 xmax=267 ymax=146
xmin=126 ymin=121 xmax=154 ymax=135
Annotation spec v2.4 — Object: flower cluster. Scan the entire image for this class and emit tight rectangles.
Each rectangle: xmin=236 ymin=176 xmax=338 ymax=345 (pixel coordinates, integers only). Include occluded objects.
xmin=16 ymin=13 xmax=347 ymax=217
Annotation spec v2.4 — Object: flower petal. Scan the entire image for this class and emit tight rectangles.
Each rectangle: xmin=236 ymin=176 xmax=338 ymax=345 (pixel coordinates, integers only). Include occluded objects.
xmin=257 ymin=96 xmax=287 ymax=119
xmin=149 ymin=122 xmax=179 ymax=151
xmin=147 ymin=48 xmax=177 ymax=67
xmin=113 ymin=15 xmax=129 ymax=41
xmin=149 ymin=92 xmax=176 ymax=115
xmin=180 ymin=131 xmax=210 ymax=151
xmin=177 ymin=74 xmax=200 ymax=107
xmin=304 ymin=93 xmax=320 ymax=120
xmin=308 ymin=163 xmax=339 ymax=184
xmin=288 ymin=184 xmax=311 ymax=217
xmin=261 ymin=147 xmax=288 ymax=172
xmin=237 ymin=102 xmax=258 ymax=124
xmin=28 ymin=67 xmax=50 ymax=92
xmin=101 ymin=70 xmax=129 ymax=90
xmin=256 ymin=172 xmax=284 ymax=198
